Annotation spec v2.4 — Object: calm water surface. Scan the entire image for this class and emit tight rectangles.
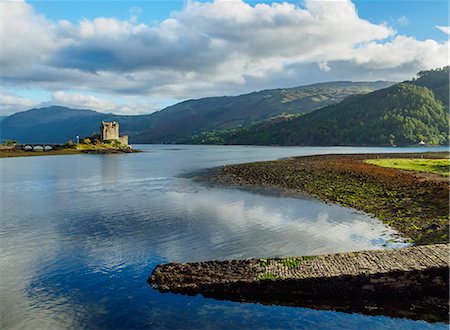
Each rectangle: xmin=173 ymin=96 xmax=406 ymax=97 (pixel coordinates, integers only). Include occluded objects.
xmin=0 ymin=145 xmax=447 ymax=329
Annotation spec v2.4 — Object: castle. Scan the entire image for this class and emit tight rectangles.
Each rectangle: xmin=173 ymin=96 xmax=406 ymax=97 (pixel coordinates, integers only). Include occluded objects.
xmin=100 ymin=121 xmax=128 ymax=146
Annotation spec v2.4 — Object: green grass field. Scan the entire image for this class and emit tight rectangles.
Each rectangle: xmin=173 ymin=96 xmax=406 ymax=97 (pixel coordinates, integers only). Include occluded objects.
xmin=365 ymin=158 xmax=450 ymax=176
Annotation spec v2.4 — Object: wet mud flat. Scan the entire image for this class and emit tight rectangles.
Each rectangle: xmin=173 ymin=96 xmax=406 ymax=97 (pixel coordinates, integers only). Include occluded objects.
xmin=150 ymin=244 xmax=449 ymax=323
xmin=205 ymin=152 xmax=449 ymax=245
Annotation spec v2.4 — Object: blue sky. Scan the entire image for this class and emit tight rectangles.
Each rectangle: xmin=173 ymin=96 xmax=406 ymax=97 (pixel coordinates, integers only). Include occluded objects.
xmin=30 ymin=0 xmax=449 ymax=41
xmin=2 ymin=0 xmax=449 ymax=115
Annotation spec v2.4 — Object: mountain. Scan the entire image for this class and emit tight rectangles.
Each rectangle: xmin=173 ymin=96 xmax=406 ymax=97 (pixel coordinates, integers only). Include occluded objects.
xmin=132 ymin=81 xmax=393 ymax=143
xmin=201 ymin=67 xmax=449 ymax=146
xmin=0 ymin=106 xmax=158 ymax=143
xmin=0 ymin=81 xmax=393 ymax=144
xmin=1 ymin=106 xmax=98 ymax=143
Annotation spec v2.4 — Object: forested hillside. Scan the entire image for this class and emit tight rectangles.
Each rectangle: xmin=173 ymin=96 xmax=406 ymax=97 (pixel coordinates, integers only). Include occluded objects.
xmin=190 ymin=67 xmax=449 ymax=146
xmin=131 ymin=81 xmax=392 ymax=143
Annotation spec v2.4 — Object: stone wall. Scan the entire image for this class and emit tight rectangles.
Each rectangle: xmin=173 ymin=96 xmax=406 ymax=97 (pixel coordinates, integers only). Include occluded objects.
xmin=118 ymin=135 xmax=128 ymax=146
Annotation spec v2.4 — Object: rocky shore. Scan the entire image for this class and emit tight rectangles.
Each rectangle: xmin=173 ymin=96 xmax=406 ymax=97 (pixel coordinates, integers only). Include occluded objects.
xmin=150 ymin=244 xmax=449 ymax=323
xmin=205 ymin=152 xmax=449 ymax=245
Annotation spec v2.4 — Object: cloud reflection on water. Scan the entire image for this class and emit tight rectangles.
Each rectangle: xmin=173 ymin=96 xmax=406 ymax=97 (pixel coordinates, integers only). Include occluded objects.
xmin=1 ymin=145 xmax=442 ymax=329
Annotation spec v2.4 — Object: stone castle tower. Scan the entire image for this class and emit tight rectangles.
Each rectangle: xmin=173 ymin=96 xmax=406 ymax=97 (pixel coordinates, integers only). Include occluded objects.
xmin=100 ymin=121 xmax=128 ymax=146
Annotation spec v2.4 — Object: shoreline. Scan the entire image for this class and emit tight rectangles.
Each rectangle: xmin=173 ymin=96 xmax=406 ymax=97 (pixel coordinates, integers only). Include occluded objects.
xmin=203 ymin=152 xmax=449 ymax=245
xmin=0 ymin=147 xmax=140 ymax=158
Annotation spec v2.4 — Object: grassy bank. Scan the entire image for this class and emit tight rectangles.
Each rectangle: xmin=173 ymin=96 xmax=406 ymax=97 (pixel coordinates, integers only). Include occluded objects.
xmin=208 ymin=152 xmax=449 ymax=245
xmin=365 ymin=158 xmax=450 ymax=176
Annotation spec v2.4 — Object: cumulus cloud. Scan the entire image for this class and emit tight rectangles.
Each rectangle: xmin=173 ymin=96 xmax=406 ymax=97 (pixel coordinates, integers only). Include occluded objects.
xmin=351 ymin=35 xmax=448 ymax=70
xmin=0 ymin=90 xmax=158 ymax=116
xmin=0 ymin=92 xmax=41 ymax=114
xmin=0 ymin=0 xmax=58 ymax=71
xmin=1 ymin=0 xmax=448 ymax=115
xmin=436 ymin=25 xmax=450 ymax=35
xmin=43 ymin=92 xmax=159 ymax=115
xmin=39 ymin=0 xmax=393 ymax=74
xmin=48 ymin=92 xmax=118 ymax=112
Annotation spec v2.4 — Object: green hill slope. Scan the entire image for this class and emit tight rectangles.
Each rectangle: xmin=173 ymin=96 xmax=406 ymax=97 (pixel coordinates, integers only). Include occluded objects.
xmin=132 ymin=81 xmax=392 ymax=143
xmin=207 ymin=67 xmax=449 ymax=146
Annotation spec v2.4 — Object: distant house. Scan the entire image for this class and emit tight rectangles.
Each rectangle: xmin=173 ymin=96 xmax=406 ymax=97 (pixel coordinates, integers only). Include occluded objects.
xmin=100 ymin=121 xmax=128 ymax=146
xmin=419 ymin=140 xmax=426 ymax=146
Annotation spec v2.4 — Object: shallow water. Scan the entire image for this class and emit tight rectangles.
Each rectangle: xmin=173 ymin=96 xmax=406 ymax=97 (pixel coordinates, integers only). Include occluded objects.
xmin=0 ymin=145 xmax=447 ymax=329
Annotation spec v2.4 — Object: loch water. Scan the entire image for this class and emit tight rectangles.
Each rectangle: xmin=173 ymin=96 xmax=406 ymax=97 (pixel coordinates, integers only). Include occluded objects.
xmin=0 ymin=145 xmax=447 ymax=329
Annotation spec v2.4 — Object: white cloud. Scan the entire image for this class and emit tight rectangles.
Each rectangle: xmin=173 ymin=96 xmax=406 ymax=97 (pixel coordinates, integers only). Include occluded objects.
xmin=397 ymin=16 xmax=409 ymax=26
xmin=44 ymin=92 xmax=158 ymax=115
xmin=1 ymin=0 xmax=448 ymax=115
xmin=0 ymin=0 xmax=58 ymax=71
xmin=351 ymin=35 xmax=448 ymax=70
xmin=436 ymin=25 xmax=450 ymax=35
xmin=49 ymin=92 xmax=118 ymax=112
xmin=0 ymin=92 xmax=41 ymax=115
xmin=318 ymin=61 xmax=331 ymax=72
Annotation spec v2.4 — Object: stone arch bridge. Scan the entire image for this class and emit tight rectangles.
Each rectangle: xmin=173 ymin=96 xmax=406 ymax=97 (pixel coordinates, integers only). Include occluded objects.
xmin=15 ymin=144 xmax=63 ymax=151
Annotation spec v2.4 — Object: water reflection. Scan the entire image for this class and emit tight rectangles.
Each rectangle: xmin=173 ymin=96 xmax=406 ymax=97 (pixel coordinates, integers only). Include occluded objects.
xmin=161 ymin=189 xmax=406 ymax=261
xmin=0 ymin=145 xmax=447 ymax=329
xmin=193 ymin=292 xmax=449 ymax=324
xmin=101 ymin=155 xmax=120 ymax=185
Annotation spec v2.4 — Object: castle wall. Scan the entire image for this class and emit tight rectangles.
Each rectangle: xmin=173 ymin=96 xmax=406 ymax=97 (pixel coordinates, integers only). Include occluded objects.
xmin=101 ymin=122 xmax=119 ymax=141
xmin=119 ymin=136 xmax=128 ymax=146
xmin=100 ymin=122 xmax=128 ymax=146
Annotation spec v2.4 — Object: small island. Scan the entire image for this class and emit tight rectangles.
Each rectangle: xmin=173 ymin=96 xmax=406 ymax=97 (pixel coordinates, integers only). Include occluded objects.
xmin=0 ymin=121 xmax=139 ymax=158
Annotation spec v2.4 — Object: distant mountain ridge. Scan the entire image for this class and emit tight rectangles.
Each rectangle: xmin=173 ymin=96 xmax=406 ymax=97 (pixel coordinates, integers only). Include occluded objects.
xmin=132 ymin=81 xmax=393 ymax=143
xmin=1 ymin=106 xmax=115 ymax=143
xmin=191 ymin=67 xmax=449 ymax=146
xmin=0 ymin=81 xmax=393 ymax=143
